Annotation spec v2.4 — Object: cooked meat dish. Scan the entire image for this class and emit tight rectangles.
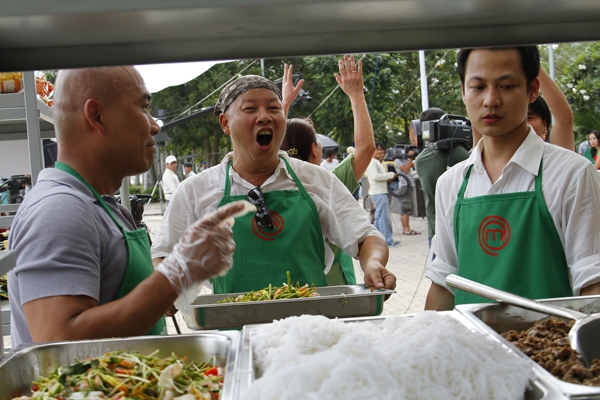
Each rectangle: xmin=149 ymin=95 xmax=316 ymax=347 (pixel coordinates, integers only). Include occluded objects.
xmin=502 ymin=317 xmax=600 ymax=386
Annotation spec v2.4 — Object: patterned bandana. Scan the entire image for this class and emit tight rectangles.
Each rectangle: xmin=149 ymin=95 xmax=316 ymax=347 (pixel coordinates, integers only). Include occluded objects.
xmin=214 ymin=75 xmax=282 ymax=115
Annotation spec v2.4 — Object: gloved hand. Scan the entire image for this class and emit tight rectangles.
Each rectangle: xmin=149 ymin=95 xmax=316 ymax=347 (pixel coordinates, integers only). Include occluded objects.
xmin=157 ymin=200 xmax=256 ymax=296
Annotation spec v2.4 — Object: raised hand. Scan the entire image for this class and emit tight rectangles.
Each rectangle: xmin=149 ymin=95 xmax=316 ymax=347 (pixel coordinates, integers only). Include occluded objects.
xmin=334 ymin=55 xmax=365 ymax=100
xmin=282 ymin=63 xmax=305 ymax=117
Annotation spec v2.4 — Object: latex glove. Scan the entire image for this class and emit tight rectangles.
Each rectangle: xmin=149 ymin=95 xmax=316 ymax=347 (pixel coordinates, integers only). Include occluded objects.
xmin=157 ymin=200 xmax=256 ymax=296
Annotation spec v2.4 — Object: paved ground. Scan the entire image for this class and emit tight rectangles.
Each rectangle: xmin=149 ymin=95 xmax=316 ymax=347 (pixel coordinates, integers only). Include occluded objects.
xmin=3 ymin=199 xmax=432 ymax=347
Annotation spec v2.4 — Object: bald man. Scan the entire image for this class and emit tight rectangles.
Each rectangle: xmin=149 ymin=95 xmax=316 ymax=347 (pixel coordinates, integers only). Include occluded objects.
xmin=7 ymin=66 xmax=247 ymax=347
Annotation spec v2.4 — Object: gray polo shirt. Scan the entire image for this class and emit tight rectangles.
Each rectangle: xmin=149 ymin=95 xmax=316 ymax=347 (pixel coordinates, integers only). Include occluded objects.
xmin=8 ymin=167 xmax=134 ymax=347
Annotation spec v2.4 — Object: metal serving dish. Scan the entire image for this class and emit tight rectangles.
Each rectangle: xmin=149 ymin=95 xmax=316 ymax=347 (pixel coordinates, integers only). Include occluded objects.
xmin=0 ymin=332 xmax=240 ymax=400
xmin=236 ymin=312 xmax=568 ymax=400
xmin=456 ymin=295 xmax=600 ymax=399
xmin=182 ymin=284 xmax=394 ymax=330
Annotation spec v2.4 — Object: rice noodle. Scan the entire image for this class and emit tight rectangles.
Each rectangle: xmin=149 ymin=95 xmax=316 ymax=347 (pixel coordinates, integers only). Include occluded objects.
xmin=244 ymin=312 xmax=533 ymax=400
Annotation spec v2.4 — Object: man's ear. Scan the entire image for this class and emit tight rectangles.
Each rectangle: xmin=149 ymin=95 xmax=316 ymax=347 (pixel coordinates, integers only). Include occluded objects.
xmin=83 ymin=99 xmax=105 ymax=135
xmin=461 ymin=83 xmax=466 ymax=102
xmin=528 ymin=77 xmax=540 ymax=104
xmin=219 ymin=113 xmax=231 ymax=136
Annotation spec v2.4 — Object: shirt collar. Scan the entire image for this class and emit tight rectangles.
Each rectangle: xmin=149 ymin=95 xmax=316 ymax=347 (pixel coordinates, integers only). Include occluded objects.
xmin=462 ymin=125 xmax=545 ymax=178
xmin=218 ymin=150 xmax=294 ymax=189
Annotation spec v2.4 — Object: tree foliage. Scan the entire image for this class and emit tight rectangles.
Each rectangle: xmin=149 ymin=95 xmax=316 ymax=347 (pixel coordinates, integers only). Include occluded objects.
xmin=151 ymin=51 xmax=465 ymax=159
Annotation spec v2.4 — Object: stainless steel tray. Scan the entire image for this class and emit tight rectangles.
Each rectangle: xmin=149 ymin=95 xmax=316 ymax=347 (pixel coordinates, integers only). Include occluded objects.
xmin=182 ymin=284 xmax=395 ymax=330
xmin=0 ymin=332 xmax=240 ymax=400
xmin=455 ymin=295 xmax=600 ymax=399
xmin=236 ymin=312 xmax=568 ymax=400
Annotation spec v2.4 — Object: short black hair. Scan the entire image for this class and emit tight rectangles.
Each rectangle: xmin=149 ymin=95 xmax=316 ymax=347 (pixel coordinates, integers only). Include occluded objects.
xmin=375 ymin=142 xmax=385 ymax=150
xmin=184 ymin=163 xmax=193 ymax=168
xmin=325 ymin=149 xmax=336 ymax=158
xmin=420 ymin=108 xmax=446 ymax=123
xmin=528 ymin=96 xmax=551 ymax=129
xmin=457 ymin=46 xmax=540 ymax=90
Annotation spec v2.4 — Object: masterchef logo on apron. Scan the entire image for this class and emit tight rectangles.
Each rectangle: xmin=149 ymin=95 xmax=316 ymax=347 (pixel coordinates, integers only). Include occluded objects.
xmin=478 ymin=215 xmax=511 ymax=257
xmin=251 ymin=210 xmax=284 ymax=241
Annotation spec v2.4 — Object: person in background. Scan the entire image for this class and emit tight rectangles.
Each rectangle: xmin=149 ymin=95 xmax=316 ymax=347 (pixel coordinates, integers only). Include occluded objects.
xmin=393 ymin=150 xmax=420 ymax=235
xmin=151 ymin=74 xmax=396 ymax=294
xmin=162 ymin=155 xmax=180 ymax=205
xmin=414 ymin=108 xmax=470 ymax=247
xmin=583 ymin=129 xmax=600 ymax=169
xmin=7 ymin=66 xmax=249 ymax=347
xmin=280 ymin=55 xmax=376 ymax=285
xmin=367 ymin=143 xmax=399 ymax=247
xmin=320 ymin=149 xmax=339 ymax=171
xmin=183 ymin=162 xmax=196 ymax=179
xmin=346 ymin=146 xmax=360 ymax=200
xmin=199 ymin=161 xmax=207 ymax=172
xmin=425 ymin=46 xmax=600 ymax=311
xmin=579 ymin=130 xmax=592 ymax=156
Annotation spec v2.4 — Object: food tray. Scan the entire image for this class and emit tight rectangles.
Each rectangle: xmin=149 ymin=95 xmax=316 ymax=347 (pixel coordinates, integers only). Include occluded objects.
xmin=0 ymin=332 xmax=240 ymax=400
xmin=455 ymin=295 xmax=600 ymax=399
xmin=236 ymin=312 xmax=568 ymax=400
xmin=182 ymin=284 xmax=395 ymax=330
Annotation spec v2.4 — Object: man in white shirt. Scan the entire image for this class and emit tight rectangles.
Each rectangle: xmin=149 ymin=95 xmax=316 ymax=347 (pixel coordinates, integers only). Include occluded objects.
xmin=425 ymin=46 xmax=600 ymax=310
xmin=162 ymin=155 xmax=180 ymax=204
xmin=183 ymin=163 xmax=196 ymax=179
xmin=320 ymin=149 xmax=339 ymax=171
xmin=152 ymin=75 xmax=396 ymax=294
xmin=366 ymin=143 xmax=399 ymax=247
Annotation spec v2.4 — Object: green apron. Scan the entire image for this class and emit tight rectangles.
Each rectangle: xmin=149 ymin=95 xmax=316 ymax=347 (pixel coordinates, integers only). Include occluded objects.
xmin=55 ymin=162 xmax=166 ymax=335
xmin=453 ymin=160 xmax=573 ymax=305
xmin=211 ymin=157 xmax=328 ymax=293
xmin=325 ymin=241 xmax=356 ymax=286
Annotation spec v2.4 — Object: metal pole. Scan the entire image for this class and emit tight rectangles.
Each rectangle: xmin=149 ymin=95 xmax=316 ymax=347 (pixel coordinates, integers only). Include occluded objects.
xmin=548 ymin=44 xmax=555 ymax=80
xmin=548 ymin=44 xmax=556 ymax=126
xmin=120 ymin=178 xmax=130 ymax=210
xmin=261 ymin=59 xmax=265 ymax=77
xmin=23 ymin=71 xmax=44 ymax=185
xmin=419 ymin=50 xmax=429 ymax=111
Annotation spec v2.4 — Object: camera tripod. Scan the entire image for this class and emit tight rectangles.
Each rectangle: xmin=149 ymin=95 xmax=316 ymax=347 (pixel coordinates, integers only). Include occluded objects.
xmin=145 ymin=179 xmax=166 ymax=216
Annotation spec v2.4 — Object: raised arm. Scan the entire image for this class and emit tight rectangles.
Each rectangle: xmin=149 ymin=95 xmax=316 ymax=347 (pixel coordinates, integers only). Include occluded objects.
xmin=281 ymin=63 xmax=305 ymax=118
xmin=538 ymin=66 xmax=575 ymax=150
xmin=335 ymin=55 xmax=376 ymax=181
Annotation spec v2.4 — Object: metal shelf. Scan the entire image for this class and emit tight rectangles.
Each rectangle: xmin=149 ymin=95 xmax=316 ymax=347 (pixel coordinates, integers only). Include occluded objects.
xmin=0 ymin=71 xmax=54 ymax=197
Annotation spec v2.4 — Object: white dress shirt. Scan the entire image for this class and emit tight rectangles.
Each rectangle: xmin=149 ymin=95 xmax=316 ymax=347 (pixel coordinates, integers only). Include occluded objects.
xmin=427 ymin=127 xmax=600 ymax=295
xmin=162 ymin=168 xmax=180 ymax=201
xmin=366 ymin=158 xmax=395 ymax=195
xmin=152 ymin=151 xmax=383 ymax=271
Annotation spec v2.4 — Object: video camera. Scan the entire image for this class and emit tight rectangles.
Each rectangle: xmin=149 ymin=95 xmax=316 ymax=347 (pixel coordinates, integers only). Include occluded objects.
xmin=0 ymin=175 xmax=32 ymax=204
xmin=115 ymin=194 xmax=152 ymax=226
xmin=385 ymin=143 xmax=420 ymax=162
xmin=421 ymin=114 xmax=473 ymax=151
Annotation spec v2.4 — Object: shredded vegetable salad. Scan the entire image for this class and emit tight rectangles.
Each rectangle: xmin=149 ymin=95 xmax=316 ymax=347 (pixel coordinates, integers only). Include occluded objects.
xmin=12 ymin=350 xmax=224 ymax=400
xmin=217 ymin=271 xmax=319 ymax=303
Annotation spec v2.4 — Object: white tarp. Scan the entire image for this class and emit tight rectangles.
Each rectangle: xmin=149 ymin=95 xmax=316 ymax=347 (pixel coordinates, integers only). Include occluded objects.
xmin=135 ymin=60 xmax=232 ymax=94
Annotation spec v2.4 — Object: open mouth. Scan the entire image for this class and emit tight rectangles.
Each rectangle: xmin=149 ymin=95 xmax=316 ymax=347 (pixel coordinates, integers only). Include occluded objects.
xmin=257 ymin=130 xmax=273 ymax=147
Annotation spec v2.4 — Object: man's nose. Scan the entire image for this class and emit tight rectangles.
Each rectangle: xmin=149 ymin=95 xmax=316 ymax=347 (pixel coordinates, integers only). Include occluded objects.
xmin=257 ymin=106 xmax=273 ymax=123
xmin=483 ymin=87 xmax=501 ymax=108
xmin=150 ymin=116 xmax=161 ymax=135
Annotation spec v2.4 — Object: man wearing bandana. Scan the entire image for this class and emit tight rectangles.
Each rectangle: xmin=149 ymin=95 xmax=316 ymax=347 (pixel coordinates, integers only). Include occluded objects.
xmin=152 ymin=75 xmax=396 ymax=294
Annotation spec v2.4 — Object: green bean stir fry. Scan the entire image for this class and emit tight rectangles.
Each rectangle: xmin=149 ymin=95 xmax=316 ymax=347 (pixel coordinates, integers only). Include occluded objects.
xmin=13 ymin=350 xmax=224 ymax=400
xmin=217 ymin=271 xmax=319 ymax=303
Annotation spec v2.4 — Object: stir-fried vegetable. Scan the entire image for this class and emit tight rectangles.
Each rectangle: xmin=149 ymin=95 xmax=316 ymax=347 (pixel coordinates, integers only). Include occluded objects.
xmin=12 ymin=350 xmax=224 ymax=400
xmin=217 ymin=271 xmax=319 ymax=303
